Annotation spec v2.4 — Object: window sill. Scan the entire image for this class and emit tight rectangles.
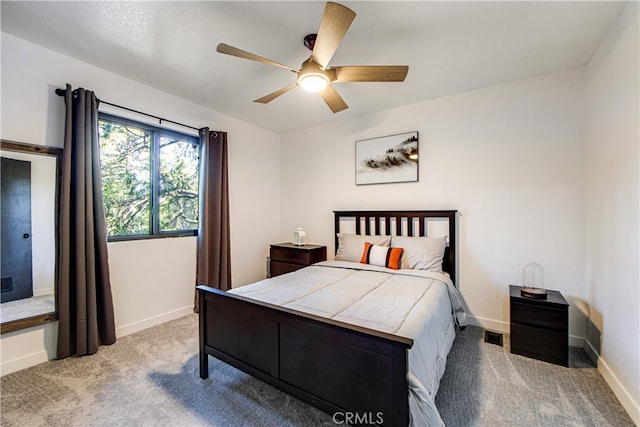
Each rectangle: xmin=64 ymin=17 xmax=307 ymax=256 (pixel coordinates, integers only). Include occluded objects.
xmin=107 ymin=230 xmax=197 ymax=243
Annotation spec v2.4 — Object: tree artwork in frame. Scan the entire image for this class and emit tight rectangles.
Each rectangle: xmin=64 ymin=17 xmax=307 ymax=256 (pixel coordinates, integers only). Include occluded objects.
xmin=355 ymin=131 xmax=419 ymax=185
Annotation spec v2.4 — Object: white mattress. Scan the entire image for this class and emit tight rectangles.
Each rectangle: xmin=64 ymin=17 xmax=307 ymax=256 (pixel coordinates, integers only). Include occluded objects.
xmin=230 ymin=260 xmax=467 ymax=426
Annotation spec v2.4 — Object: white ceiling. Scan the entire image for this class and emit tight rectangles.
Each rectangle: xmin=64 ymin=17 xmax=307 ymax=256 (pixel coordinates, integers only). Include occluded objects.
xmin=1 ymin=1 xmax=627 ymax=134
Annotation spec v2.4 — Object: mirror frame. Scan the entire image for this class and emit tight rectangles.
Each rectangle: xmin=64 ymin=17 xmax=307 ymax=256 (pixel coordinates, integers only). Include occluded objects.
xmin=1 ymin=139 xmax=62 ymax=334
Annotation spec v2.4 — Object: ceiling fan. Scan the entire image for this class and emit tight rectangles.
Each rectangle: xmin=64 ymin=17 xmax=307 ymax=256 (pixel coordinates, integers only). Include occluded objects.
xmin=216 ymin=2 xmax=409 ymax=113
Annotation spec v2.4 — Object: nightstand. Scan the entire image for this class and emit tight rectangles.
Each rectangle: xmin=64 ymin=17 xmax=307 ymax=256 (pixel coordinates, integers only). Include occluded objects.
xmin=509 ymin=285 xmax=569 ymax=367
xmin=269 ymin=243 xmax=327 ymax=278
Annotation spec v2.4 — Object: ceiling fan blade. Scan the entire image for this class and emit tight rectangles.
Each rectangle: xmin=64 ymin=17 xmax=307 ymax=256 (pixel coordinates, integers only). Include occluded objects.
xmin=320 ymin=84 xmax=348 ymax=113
xmin=254 ymin=83 xmax=298 ymax=104
xmin=217 ymin=43 xmax=297 ymax=72
xmin=311 ymin=2 xmax=356 ymax=69
xmin=333 ymin=65 xmax=409 ymax=82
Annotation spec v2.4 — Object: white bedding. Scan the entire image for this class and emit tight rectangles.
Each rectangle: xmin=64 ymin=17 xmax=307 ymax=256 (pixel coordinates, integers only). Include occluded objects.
xmin=230 ymin=260 xmax=467 ymax=426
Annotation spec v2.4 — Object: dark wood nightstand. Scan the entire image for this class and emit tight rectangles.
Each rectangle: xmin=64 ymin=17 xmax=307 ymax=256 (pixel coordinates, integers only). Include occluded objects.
xmin=269 ymin=243 xmax=327 ymax=278
xmin=509 ymin=285 xmax=569 ymax=367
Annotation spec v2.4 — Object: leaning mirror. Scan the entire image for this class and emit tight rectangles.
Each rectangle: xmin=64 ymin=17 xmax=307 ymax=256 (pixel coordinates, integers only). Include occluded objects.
xmin=1 ymin=140 xmax=62 ymax=334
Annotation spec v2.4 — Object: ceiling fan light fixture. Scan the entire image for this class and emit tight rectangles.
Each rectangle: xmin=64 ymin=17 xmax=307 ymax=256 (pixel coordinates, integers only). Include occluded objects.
xmin=216 ymin=2 xmax=407 ymax=113
xmin=298 ymin=73 xmax=329 ymax=92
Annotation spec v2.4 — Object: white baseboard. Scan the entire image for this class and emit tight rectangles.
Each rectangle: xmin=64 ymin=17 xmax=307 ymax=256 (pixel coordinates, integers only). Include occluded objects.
xmin=0 ymin=322 xmax=57 ymax=377
xmin=568 ymin=335 xmax=584 ymax=348
xmin=115 ymin=306 xmax=194 ymax=338
xmin=0 ymin=349 xmax=52 ymax=376
xmin=1 ymin=307 xmax=194 ymax=376
xmin=583 ymin=337 xmax=599 ymax=365
xmin=467 ymin=314 xmax=509 ymax=333
xmin=33 ymin=287 xmax=55 ymax=297
xmin=597 ymin=353 xmax=640 ymax=425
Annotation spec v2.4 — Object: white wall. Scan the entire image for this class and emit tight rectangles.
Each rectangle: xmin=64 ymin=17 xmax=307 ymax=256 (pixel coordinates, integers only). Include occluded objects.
xmin=281 ymin=68 xmax=587 ymax=340
xmin=0 ymin=34 xmax=282 ymax=375
xmin=585 ymin=2 xmax=639 ymax=424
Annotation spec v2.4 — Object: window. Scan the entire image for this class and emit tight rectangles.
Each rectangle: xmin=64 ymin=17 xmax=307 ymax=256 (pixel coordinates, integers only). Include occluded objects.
xmin=98 ymin=113 xmax=199 ymax=240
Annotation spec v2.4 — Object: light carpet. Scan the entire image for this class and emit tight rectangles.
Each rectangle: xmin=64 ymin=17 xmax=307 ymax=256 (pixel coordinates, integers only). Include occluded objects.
xmin=1 ymin=314 xmax=634 ymax=426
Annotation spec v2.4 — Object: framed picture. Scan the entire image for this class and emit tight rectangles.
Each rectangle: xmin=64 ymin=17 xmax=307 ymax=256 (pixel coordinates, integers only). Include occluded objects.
xmin=355 ymin=131 xmax=419 ymax=185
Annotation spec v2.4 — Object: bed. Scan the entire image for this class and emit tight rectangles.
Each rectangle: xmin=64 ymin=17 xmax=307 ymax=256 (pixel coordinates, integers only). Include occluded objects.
xmin=197 ymin=210 xmax=466 ymax=426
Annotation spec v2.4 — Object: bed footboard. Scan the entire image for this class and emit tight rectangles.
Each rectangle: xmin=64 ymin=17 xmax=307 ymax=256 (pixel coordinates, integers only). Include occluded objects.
xmin=198 ymin=285 xmax=413 ymax=426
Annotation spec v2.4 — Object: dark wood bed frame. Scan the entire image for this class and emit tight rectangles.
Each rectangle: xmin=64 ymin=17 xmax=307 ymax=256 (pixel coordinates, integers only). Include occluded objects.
xmin=198 ymin=210 xmax=457 ymax=426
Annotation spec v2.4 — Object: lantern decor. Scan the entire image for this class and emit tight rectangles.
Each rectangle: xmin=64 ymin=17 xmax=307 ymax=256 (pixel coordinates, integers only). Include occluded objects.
xmin=293 ymin=227 xmax=306 ymax=246
xmin=520 ymin=262 xmax=547 ymax=299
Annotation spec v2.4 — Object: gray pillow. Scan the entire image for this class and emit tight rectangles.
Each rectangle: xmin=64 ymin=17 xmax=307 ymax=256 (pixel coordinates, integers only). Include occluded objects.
xmin=390 ymin=235 xmax=446 ymax=272
xmin=335 ymin=233 xmax=391 ymax=262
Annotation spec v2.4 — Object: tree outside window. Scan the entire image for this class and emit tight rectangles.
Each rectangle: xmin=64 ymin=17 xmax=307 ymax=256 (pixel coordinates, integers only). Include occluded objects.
xmin=98 ymin=114 xmax=199 ymax=240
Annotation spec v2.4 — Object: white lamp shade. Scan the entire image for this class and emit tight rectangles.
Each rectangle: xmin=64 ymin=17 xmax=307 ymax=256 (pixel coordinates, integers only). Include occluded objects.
xmin=293 ymin=228 xmax=306 ymax=246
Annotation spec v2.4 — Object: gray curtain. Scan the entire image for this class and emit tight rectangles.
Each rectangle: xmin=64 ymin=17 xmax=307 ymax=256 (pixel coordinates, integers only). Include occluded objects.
xmin=195 ymin=128 xmax=231 ymax=312
xmin=57 ymin=84 xmax=116 ymax=359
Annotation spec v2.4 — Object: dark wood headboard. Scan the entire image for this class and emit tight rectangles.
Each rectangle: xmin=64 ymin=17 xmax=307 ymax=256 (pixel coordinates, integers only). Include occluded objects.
xmin=334 ymin=210 xmax=458 ymax=286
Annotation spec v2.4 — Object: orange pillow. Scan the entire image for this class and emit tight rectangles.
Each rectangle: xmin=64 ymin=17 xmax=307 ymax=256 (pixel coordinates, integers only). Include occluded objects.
xmin=360 ymin=242 xmax=404 ymax=270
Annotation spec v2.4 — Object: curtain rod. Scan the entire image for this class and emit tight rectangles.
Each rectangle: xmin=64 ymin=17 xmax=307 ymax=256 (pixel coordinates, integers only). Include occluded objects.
xmin=55 ymin=88 xmax=201 ymax=132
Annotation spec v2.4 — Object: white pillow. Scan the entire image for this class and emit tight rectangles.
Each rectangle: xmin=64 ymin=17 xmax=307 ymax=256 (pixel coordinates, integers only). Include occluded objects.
xmin=335 ymin=233 xmax=391 ymax=262
xmin=390 ymin=235 xmax=446 ymax=272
